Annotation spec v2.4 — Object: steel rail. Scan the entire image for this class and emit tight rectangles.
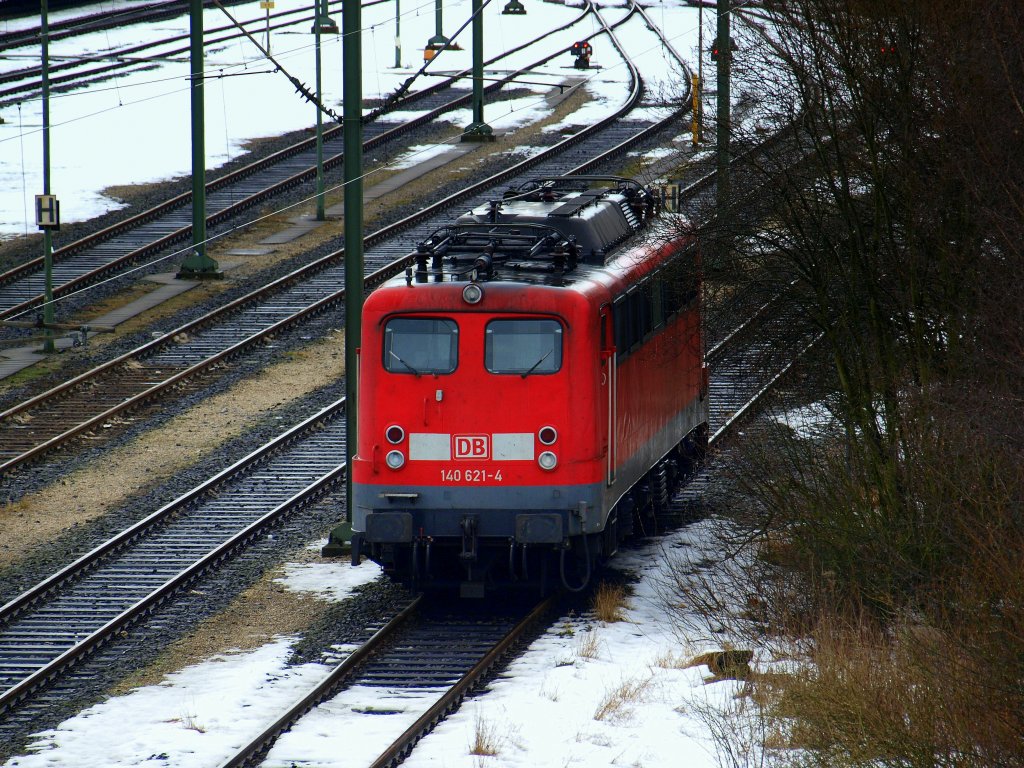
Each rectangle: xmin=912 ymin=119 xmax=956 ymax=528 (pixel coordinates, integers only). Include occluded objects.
xmin=0 ymin=1 xmax=383 ymax=94
xmin=710 ymin=332 xmax=822 ymax=444
xmin=631 ymin=1 xmax=693 ymax=82
xmin=0 ymin=398 xmax=349 ymax=715
xmin=0 ymin=1 xmax=210 ymax=50
xmin=215 ymin=598 xmax=422 ymax=768
xmin=367 ymin=596 xmax=556 ymax=768
xmin=0 ymin=5 xmax=315 ymax=95
xmin=0 ymin=4 xmax=594 ymax=322
xmin=0 ymin=397 xmax=345 ymax=622
xmin=218 ymin=602 xmax=421 ymax=768
xmin=566 ymin=0 xmax=689 ymax=176
xmin=0 ymin=4 xmax=648 ymax=476
xmin=706 ymin=282 xmax=798 ymax=363
xmin=218 ymin=595 xmax=553 ymax=768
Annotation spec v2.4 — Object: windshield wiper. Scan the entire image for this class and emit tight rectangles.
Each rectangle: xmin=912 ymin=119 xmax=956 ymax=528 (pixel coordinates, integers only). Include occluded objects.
xmin=390 ymin=351 xmax=421 ymax=375
xmin=520 ymin=348 xmax=553 ymax=378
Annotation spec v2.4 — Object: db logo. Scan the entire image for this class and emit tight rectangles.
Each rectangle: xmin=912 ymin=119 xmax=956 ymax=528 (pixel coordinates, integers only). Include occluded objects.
xmin=454 ymin=434 xmax=489 ymax=459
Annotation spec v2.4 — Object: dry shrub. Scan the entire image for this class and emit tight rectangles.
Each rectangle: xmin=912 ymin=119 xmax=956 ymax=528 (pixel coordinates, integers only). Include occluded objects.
xmin=749 ymin=608 xmax=1024 ymax=768
xmin=468 ymin=712 xmax=502 ymax=757
xmin=178 ymin=711 xmax=206 ymax=733
xmin=593 ymin=675 xmax=650 ymax=722
xmin=730 ymin=403 xmax=1024 ymax=766
xmin=663 ymin=0 xmax=1024 ymax=763
xmin=652 ymin=648 xmax=690 ymax=669
xmin=592 ymin=582 xmax=627 ymax=623
xmin=575 ymin=630 xmax=600 ymax=661
xmin=687 ymin=691 xmax=771 ymax=768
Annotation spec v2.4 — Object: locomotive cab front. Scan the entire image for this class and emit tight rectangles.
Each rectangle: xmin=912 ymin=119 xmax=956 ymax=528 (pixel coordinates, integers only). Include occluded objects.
xmin=351 ymin=277 xmax=607 ymax=596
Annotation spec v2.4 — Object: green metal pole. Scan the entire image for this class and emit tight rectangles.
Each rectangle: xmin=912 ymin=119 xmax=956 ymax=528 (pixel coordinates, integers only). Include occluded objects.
xmin=697 ymin=0 xmax=703 ymax=144
xmin=265 ymin=2 xmax=271 ymax=53
xmin=427 ymin=0 xmax=447 ymax=46
xmin=190 ymin=0 xmax=206 ymax=258
xmin=716 ymin=0 xmax=730 ymax=211
xmin=314 ymin=1 xmax=325 ymax=221
xmin=179 ymin=0 xmax=221 ymax=278
xmin=343 ymin=0 xmax=364 ymax=522
xmin=471 ymin=0 xmax=482 ymax=125
xmin=462 ymin=0 xmax=493 ymax=141
xmin=394 ymin=0 xmax=401 ymax=68
xmin=40 ymin=0 xmax=55 ymax=353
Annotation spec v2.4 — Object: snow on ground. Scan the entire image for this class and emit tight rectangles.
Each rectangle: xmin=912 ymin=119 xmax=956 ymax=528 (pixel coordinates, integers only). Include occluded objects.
xmin=776 ymin=401 xmax=837 ymax=440
xmin=5 ymin=639 xmax=329 ymax=768
xmin=394 ymin=526 xmax=737 ymax=768
xmin=0 ymin=3 xmax=742 ymax=765
xmin=0 ymin=0 xmax=708 ymax=238
xmin=3 ymin=523 xmax=739 ymax=768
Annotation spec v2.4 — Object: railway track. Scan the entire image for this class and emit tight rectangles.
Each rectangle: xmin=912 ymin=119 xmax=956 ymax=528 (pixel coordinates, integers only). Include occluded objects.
xmin=0 ymin=2 xmax=593 ymax=323
xmin=0 ymin=1 xmax=250 ymax=52
xmin=221 ymin=596 xmax=554 ymax=768
xmin=0 ymin=0 xmax=346 ymax=98
xmin=0 ymin=5 xmax=823 ymax=759
xmin=0 ymin=3 xmax=662 ymax=477
xmin=0 ymin=399 xmax=349 ymax=724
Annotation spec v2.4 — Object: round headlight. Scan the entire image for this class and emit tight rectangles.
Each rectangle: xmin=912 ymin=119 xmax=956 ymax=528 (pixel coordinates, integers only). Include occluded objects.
xmin=463 ymin=283 xmax=483 ymax=304
xmin=538 ymin=426 xmax=557 ymax=445
xmin=385 ymin=450 xmax=406 ymax=470
xmin=538 ymin=451 xmax=558 ymax=471
xmin=385 ymin=425 xmax=405 ymax=444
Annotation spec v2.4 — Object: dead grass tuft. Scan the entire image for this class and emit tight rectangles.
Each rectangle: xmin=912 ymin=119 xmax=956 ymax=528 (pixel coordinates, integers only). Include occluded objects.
xmin=468 ymin=712 xmax=502 ymax=757
xmin=593 ymin=675 xmax=650 ymax=722
xmin=652 ymin=648 xmax=691 ymax=669
xmin=687 ymin=687 xmax=770 ymax=768
xmin=592 ymin=582 xmax=627 ymax=623
xmin=179 ymin=711 xmax=207 ymax=733
xmin=575 ymin=630 xmax=601 ymax=661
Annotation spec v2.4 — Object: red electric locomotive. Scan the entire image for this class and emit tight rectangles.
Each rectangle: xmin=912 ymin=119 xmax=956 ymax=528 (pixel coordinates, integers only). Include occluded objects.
xmin=350 ymin=176 xmax=708 ymax=596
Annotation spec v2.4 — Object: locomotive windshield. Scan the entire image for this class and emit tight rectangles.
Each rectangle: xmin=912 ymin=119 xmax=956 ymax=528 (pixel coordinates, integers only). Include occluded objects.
xmin=383 ymin=317 xmax=458 ymax=374
xmin=485 ymin=319 xmax=563 ymax=376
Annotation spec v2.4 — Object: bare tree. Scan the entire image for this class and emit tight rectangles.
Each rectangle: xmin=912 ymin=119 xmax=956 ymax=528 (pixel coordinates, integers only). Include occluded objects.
xmin=661 ymin=0 xmax=1024 ymax=764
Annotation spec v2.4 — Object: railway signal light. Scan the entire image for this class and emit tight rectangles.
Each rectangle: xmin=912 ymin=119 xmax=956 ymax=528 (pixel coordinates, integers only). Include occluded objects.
xmin=710 ymin=36 xmax=737 ymax=63
xmin=570 ymin=40 xmax=592 ymax=69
